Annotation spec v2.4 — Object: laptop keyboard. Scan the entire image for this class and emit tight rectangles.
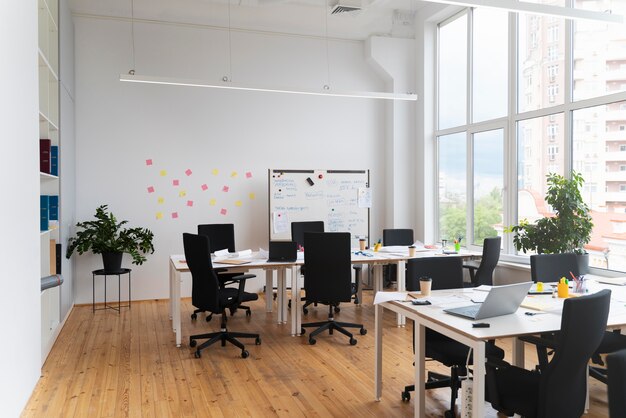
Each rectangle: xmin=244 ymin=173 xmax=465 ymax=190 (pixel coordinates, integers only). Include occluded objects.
xmin=456 ymin=305 xmax=480 ymax=317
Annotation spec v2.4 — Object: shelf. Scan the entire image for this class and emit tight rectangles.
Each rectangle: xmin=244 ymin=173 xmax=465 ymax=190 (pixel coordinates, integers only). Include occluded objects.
xmin=38 ymin=50 xmax=59 ymax=82
xmin=40 ymin=172 xmax=59 ymax=181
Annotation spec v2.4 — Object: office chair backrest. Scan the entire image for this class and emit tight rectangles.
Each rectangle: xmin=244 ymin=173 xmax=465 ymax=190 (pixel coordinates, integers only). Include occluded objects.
xmin=406 ymin=257 xmax=463 ymax=292
xmin=303 ymin=232 xmax=351 ymax=303
xmin=538 ymin=289 xmax=611 ymax=418
xmin=197 ymin=223 xmax=235 ymax=253
xmin=183 ymin=233 xmax=220 ymax=313
xmin=473 ymin=236 xmax=502 ymax=286
xmin=607 ymin=348 xmax=626 ymax=418
xmin=383 ymin=228 xmax=414 ymax=246
xmin=291 ymin=221 xmax=324 ymax=249
xmin=530 ymin=253 xmax=579 ymax=283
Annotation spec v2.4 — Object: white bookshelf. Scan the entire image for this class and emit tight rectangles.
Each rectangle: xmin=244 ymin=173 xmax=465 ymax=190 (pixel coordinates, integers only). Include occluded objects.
xmin=38 ymin=0 xmax=61 ymax=365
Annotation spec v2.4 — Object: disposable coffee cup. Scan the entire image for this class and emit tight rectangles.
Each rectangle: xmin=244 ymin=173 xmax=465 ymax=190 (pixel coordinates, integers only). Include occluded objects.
xmin=408 ymin=246 xmax=416 ymax=257
xmin=359 ymin=239 xmax=366 ymax=251
xmin=419 ymin=277 xmax=432 ymax=296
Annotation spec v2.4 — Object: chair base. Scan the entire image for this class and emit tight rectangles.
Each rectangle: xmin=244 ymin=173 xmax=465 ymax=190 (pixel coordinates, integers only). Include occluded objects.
xmin=401 ymin=367 xmax=463 ymax=418
xmin=190 ymin=328 xmax=260 ymax=359
xmin=301 ymin=319 xmax=366 ymax=345
xmin=192 ymin=304 xmax=252 ymax=321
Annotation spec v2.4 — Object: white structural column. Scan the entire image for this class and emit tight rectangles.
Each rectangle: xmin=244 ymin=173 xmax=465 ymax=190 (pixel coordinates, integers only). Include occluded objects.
xmin=366 ymin=37 xmax=417 ymax=231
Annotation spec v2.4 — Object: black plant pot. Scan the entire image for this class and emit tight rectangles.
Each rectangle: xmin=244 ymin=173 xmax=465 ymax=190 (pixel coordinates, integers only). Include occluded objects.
xmin=576 ymin=253 xmax=590 ymax=275
xmin=102 ymin=252 xmax=123 ymax=272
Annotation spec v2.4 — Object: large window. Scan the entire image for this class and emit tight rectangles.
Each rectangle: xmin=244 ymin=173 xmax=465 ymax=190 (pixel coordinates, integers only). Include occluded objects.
xmin=434 ymin=3 xmax=626 ymax=272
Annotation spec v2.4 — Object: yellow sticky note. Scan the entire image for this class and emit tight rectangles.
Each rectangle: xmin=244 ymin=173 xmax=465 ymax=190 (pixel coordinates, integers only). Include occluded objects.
xmin=157 ymin=197 xmax=164 ymax=204
xmin=248 ymin=193 xmax=255 ymax=200
xmin=179 ymin=190 xmax=186 ymax=197
xmin=156 ymin=212 xmax=163 ymax=220
xmin=231 ymin=171 xmax=238 ymax=178
xmin=159 ymin=170 xmax=167 ymax=176
xmin=209 ymin=198 xmax=217 ymax=206
xmin=235 ymin=200 xmax=242 ymax=207
xmin=212 ymin=169 xmax=219 ymax=176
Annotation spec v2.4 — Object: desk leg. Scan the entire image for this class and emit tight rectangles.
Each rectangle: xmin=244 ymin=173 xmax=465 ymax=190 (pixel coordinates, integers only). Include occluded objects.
xmin=171 ymin=263 xmax=182 ymax=348
xmin=471 ymin=340 xmax=486 ymax=417
xmin=415 ymin=321 xmax=426 ymax=417
xmin=372 ymin=264 xmax=382 ymax=294
xmin=356 ymin=264 xmax=363 ymax=307
xmin=265 ymin=269 xmax=273 ymax=313
xmin=374 ymin=303 xmax=383 ymax=401
xmin=512 ymin=337 xmax=524 ymax=368
xmin=396 ymin=260 xmax=406 ymax=327
xmin=291 ymin=266 xmax=300 ymax=336
xmin=277 ymin=268 xmax=285 ymax=324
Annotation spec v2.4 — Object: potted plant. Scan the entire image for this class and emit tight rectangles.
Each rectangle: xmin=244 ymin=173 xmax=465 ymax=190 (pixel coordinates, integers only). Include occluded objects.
xmin=66 ymin=205 xmax=155 ymax=271
xmin=506 ymin=171 xmax=593 ymax=270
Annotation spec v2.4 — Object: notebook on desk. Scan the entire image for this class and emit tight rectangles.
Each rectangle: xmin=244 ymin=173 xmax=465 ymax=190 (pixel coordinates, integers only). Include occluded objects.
xmin=267 ymin=241 xmax=298 ymax=262
xmin=444 ymin=281 xmax=533 ymax=320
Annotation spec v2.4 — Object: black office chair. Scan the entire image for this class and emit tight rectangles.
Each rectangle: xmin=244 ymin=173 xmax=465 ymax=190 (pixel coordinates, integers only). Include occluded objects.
xmin=607 ymin=348 xmax=626 ymax=418
xmin=463 ymin=236 xmax=501 ymax=287
xmin=524 ymin=253 xmax=625 ymax=382
xmin=401 ymin=257 xmax=505 ymax=418
xmin=182 ymin=233 xmax=261 ymax=358
xmin=300 ymin=232 xmax=366 ymax=345
xmin=486 ymin=289 xmax=611 ymax=418
xmin=196 ymin=223 xmax=254 ymax=320
xmin=382 ymin=228 xmax=414 ymax=288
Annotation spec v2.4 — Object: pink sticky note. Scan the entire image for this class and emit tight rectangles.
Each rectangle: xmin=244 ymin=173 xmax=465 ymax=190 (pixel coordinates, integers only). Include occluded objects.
xmin=220 ymin=208 xmax=227 ymax=215
xmin=171 ymin=212 xmax=179 ymax=219
xmin=187 ymin=200 xmax=193 ymax=207
xmin=147 ymin=186 xmax=155 ymax=193
xmin=246 ymin=171 xmax=252 ymax=179
xmin=172 ymin=179 xmax=179 ymax=186
xmin=146 ymin=159 xmax=153 ymax=166
xmin=201 ymin=184 xmax=208 ymax=191
xmin=185 ymin=169 xmax=192 ymax=176
xmin=222 ymin=186 xmax=229 ymax=192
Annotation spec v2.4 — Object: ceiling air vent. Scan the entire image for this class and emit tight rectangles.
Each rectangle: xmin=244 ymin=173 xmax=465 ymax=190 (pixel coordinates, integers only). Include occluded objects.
xmin=330 ymin=0 xmax=361 ymax=15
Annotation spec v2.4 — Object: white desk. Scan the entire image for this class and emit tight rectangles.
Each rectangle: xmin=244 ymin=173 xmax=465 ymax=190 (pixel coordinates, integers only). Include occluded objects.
xmin=168 ymin=248 xmax=478 ymax=347
xmin=374 ymin=278 xmax=626 ymax=417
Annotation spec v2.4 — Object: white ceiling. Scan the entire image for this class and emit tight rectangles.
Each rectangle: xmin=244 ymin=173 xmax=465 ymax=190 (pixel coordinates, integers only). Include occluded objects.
xmin=69 ymin=0 xmax=429 ymax=40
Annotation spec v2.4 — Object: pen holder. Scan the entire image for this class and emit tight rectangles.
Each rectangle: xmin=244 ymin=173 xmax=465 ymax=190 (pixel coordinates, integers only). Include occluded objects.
xmin=454 ymin=243 xmax=461 ymax=252
xmin=557 ymin=282 xmax=569 ymax=298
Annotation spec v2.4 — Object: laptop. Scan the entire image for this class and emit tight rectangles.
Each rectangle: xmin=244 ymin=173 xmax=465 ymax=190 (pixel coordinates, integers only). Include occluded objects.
xmin=267 ymin=241 xmax=298 ymax=262
xmin=444 ymin=281 xmax=533 ymax=320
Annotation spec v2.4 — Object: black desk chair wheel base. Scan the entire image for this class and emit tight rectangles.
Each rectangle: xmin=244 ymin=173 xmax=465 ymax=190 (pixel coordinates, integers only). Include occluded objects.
xmin=300 ymin=305 xmax=367 ymax=345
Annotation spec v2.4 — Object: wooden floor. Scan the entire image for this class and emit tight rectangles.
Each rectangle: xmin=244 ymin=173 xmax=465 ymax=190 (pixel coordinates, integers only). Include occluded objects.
xmin=23 ymin=291 xmax=610 ymax=417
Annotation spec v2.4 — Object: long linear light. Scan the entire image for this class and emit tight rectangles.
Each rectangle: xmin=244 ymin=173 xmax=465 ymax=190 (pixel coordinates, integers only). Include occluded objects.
xmin=432 ymin=0 xmax=623 ymax=23
xmin=119 ymin=74 xmax=418 ymax=101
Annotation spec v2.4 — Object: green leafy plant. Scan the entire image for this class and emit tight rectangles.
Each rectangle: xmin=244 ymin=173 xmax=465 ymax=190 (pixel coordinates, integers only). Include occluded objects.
xmin=506 ymin=172 xmax=593 ymax=254
xmin=66 ymin=205 xmax=155 ymax=265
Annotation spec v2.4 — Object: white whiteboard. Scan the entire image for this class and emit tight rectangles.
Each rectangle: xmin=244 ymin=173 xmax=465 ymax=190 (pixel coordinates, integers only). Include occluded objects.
xmin=268 ymin=169 xmax=370 ymax=247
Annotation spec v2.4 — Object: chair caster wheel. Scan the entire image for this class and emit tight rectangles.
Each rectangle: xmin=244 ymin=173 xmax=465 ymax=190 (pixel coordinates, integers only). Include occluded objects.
xmin=444 ymin=410 xmax=455 ymax=418
xmin=303 ymin=308 xmax=308 ymax=315
xmin=360 ymin=328 xmax=367 ymax=335
xmin=190 ymin=339 xmax=197 ymax=348
xmin=300 ymin=328 xmax=306 ymax=335
xmin=288 ymin=300 xmax=292 ymax=309
xmin=206 ymin=315 xmax=212 ymax=322
xmin=191 ymin=313 xmax=197 ymax=320
xmin=255 ymin=337 xmax=261 ymax=345
xmin=334 ymin=306 xmax=341 ymax=313
xmin=401 ymin=391 xmax=410 ymax=402
xmin=349 ymin=338 xmax=357 ymax=345
xmin=194 ymin=350 xmax=201 ymax=358
xmin=309 ymin=338 xmax=316 ymax=345
xmin=241 ymin=350 xmax=249 ymax=359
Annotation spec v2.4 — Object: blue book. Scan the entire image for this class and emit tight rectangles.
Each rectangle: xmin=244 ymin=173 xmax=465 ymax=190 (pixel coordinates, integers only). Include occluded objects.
xmin=40 ymin=195 xmax=49 ymax=231
xmin=49 ymin=195 xmax=58 ymax=221
xmin=50 ymin=146 xmax=58 ymax=176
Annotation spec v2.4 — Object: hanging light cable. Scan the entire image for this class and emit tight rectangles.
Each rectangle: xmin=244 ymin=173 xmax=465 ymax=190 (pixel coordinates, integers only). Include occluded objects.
xmin=128 ymin=0 xmax=135 ymax=75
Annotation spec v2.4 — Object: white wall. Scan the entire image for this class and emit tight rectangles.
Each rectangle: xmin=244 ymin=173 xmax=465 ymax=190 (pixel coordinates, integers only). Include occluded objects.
xmin=0 ymin=1 xmax=42 ymax=416
xmin=73 ymin=16 xmax=412 ymax=303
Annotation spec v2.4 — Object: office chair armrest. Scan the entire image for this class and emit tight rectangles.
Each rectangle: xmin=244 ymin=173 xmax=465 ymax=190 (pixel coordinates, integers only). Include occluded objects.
xmin=231 ymin=273 xmax=256 ymax=303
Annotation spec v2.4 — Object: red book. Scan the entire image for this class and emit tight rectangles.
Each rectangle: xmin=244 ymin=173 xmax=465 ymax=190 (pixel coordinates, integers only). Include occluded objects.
xmin=40 ymin=139 xmax=51 ymax=173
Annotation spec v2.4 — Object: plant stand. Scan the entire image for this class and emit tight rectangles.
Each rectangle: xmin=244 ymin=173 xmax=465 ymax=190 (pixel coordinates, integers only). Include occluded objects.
xmin=92 ymin=268 xmax=132 ymax=313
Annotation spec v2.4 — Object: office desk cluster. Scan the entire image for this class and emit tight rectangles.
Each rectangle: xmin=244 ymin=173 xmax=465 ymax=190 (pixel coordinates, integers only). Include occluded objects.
xmin=168 ymin=248 xmax=477 ymax=346
xmin=375 ymin=278 xmax=626 ymax=417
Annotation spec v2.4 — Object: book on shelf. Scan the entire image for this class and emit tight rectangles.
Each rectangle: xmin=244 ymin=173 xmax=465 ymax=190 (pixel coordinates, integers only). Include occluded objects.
xmin=48 ymin=195 xmax=58 ymax=221
xmin=50 ymin=145 xmax=58 ymax=176
xmin=50 ymin=239 xmax=57 ymax=275
xmin=40 ymin=139 xmax=51 ymax=174
xmin=40 ymin=195 xmax=49 ymax=231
